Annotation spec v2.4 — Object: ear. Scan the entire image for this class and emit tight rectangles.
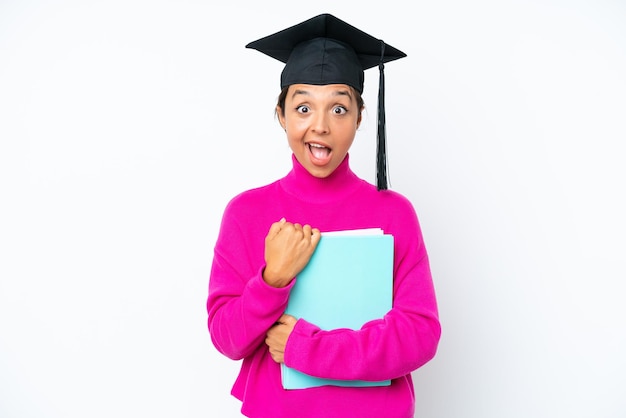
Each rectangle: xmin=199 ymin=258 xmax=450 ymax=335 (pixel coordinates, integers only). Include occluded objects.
xmin=276 ymin=105 xmax=286 ymax=130
xmin=356 ymin=106 xmax=364 ymax=129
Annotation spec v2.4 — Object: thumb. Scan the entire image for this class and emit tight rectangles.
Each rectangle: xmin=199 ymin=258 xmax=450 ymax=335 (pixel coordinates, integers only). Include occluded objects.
xmin=266 ymin=218 xmax=287 ymax=239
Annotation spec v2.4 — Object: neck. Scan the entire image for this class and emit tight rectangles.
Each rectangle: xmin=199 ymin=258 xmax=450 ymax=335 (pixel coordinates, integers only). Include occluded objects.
xmin=279 ymin=154 xmax=362 ymax=204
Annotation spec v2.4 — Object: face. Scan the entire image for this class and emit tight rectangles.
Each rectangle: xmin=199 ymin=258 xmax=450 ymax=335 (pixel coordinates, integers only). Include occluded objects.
xmin=277 ymin=84 xmax=362 ymax=179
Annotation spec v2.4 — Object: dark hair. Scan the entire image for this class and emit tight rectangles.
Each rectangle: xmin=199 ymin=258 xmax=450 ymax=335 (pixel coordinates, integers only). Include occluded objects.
xmin=275 ymin=85 xmax=365 ymax=118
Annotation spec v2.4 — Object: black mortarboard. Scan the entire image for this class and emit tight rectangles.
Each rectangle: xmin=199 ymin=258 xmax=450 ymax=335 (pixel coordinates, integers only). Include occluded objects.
xmin=246 ymin=13 xmax=407 ymax=190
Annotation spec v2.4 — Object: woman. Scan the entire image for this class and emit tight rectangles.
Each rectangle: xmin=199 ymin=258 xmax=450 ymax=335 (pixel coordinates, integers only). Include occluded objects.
xmin=207 ymin=13 xmax=441 ymax=418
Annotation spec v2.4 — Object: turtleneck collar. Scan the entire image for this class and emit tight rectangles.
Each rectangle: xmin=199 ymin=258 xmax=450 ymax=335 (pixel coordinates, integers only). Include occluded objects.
xmin=279 ymin=153 xmax=364 ymax=204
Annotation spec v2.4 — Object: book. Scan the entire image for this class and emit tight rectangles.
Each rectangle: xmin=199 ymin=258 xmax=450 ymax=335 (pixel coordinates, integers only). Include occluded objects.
xmin=281 ymin=228 xmax=394 ymax=390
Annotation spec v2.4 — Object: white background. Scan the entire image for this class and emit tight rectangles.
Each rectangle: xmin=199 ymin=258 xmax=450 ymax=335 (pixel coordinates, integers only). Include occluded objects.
xmin=1 ymin=1 xmax=625 ymax=417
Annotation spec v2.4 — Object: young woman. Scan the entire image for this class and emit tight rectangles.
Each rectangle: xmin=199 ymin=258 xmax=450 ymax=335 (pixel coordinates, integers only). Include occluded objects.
xmin=207 ymin=13 xmax=441 ymax=418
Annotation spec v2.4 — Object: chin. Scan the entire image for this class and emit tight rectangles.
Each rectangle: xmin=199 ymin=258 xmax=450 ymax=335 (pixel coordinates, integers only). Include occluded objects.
xmin=307 ymin=167 xmax=333 ymax=178
xmin=312 ymin=172 xmax=330 ymax=178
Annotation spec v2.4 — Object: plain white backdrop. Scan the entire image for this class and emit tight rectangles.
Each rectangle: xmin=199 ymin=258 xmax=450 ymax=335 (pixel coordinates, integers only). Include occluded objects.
xmin=1 ymin=1 xmax=625 ymax=417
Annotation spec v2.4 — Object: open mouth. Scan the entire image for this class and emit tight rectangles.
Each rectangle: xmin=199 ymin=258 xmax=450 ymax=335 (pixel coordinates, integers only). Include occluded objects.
xmin=308 ymin=142 xmax=331 ymax=160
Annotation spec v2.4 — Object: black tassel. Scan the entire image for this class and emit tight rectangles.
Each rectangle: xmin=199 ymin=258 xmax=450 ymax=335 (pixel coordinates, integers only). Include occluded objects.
xmin=376 ymin=40 xmax=389 ymax=191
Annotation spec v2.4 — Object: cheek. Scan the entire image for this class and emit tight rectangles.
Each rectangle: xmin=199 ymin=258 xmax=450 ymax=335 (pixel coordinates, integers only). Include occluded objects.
xmin=336 ymin=124 xmax=357 ymax=145
xmin=286 ymin=118 xmax=310 ymax=135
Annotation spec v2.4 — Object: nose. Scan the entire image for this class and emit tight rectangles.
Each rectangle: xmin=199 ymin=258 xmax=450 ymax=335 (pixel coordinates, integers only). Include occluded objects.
xmin=311 ymin=111 xmax=329 ymax=134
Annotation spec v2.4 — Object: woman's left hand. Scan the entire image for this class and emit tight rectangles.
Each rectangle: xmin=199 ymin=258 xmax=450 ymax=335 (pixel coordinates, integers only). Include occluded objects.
xmin=265 ymin=314 xmax=297 ymax=363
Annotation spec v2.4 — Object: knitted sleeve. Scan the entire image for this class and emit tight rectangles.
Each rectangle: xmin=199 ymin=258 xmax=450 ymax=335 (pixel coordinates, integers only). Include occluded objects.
xmin=206 ymin=197 xmax=293 ymax=360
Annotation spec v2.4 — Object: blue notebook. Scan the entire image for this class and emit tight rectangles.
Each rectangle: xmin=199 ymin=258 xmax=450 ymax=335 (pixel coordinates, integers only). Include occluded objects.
xmin=281 ymin=229 xmax=394 ymax=390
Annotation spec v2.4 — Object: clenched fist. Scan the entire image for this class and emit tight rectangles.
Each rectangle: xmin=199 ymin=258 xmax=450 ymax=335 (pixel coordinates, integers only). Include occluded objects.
xmin=263 ymin=218 xmax=321 ymax=288
xmin=265 ymin=314 xmax=298 ymax=363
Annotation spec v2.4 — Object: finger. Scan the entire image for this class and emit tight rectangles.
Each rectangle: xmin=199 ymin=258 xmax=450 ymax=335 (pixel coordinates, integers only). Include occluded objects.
xmin=286 ymin=223 xmax=303 ymax=239
xmin=265 ymin=333 xmax=278 ymax=346
xmin=267 ymin=342 xmax=284 ymax=354
xmin=277 ymin=220 xmax=295 ymax=234
xmin=266 ymin=218 xmax=287 ymax=239
xmin=310 ymin=228 xmax=322 ymax=247
xmin=266 ymin=325 xmax=278 ymax=337
xmin=269 ymin=349 xmax=284 ymax=363
xmin=266 ymin=224 xmax=278 ymax=238
xmin=278 ymin=313 xmax=297 ymax=325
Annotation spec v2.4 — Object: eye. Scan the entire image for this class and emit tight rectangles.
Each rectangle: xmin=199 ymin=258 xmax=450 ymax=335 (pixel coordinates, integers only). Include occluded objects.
xmin=296 ymin=105 xmax=310 ymax=114
xmin=332 ymin=106 xmax=348 ymax=115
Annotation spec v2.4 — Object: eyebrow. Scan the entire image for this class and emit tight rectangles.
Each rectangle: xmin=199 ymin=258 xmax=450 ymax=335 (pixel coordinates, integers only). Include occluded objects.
xmin=290 ymin=88 xmax=353 ymax=100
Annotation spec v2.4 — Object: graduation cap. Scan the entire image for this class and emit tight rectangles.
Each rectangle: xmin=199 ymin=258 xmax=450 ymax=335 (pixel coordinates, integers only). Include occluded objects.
xmin=246 ymin=13 xmax=407 ymax=190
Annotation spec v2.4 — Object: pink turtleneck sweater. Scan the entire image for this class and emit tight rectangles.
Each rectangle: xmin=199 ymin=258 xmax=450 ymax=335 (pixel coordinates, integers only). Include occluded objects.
xmin=207 ymin=154 xmax=440 ymax=418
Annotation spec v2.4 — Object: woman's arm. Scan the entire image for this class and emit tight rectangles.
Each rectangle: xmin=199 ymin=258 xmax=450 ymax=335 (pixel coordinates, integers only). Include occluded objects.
xmin=207 ymin=247 xmax=292 ymax=360
xmin=207 ymin=207 xmax=320 ymax=360
xmin=281 ymin=208 xmax=441 ymax=381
